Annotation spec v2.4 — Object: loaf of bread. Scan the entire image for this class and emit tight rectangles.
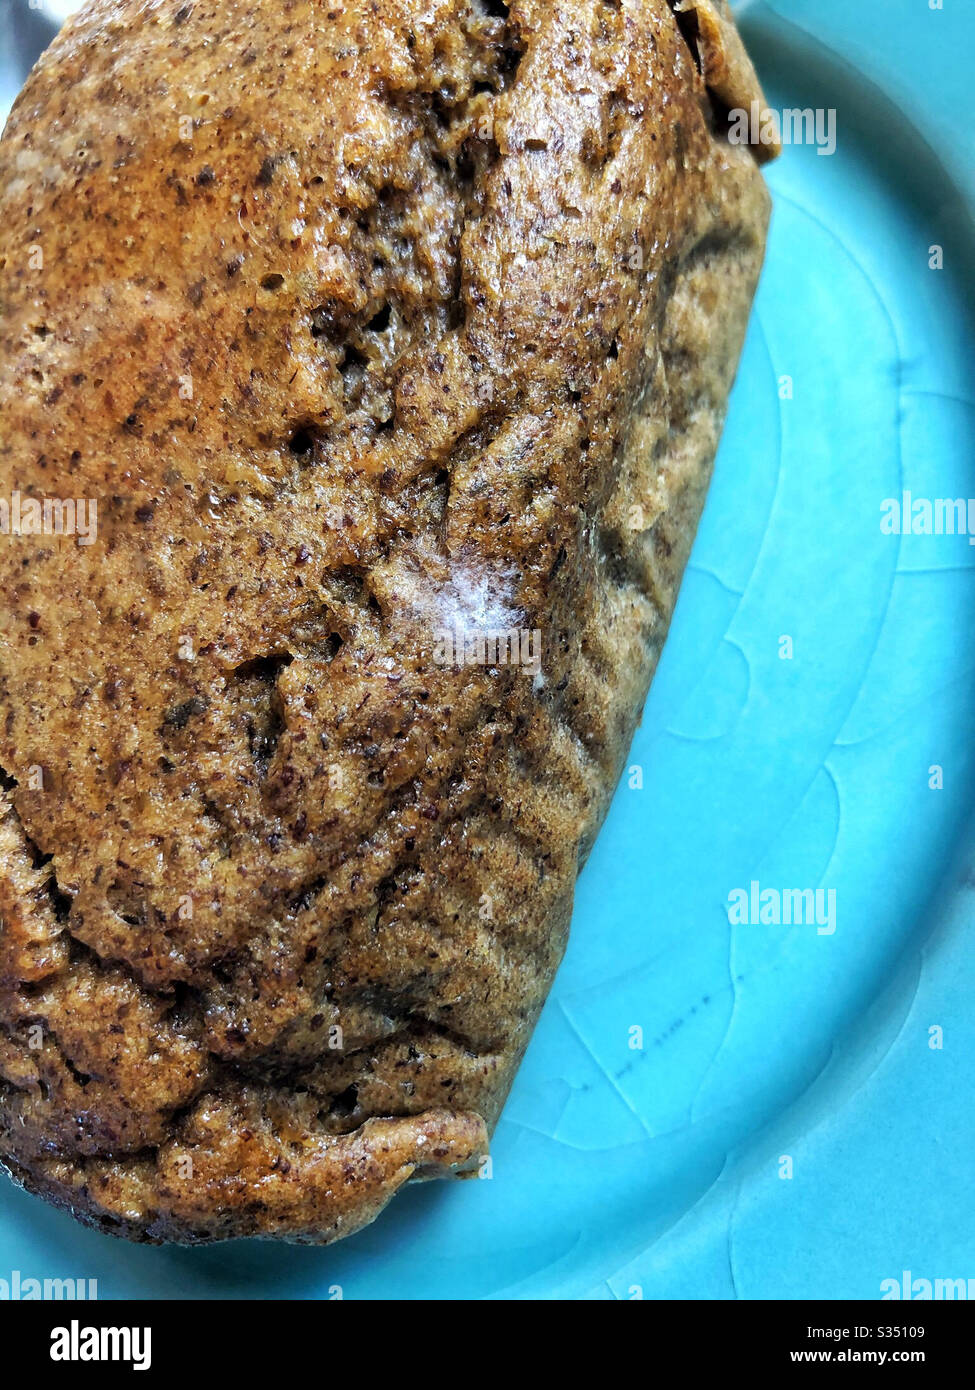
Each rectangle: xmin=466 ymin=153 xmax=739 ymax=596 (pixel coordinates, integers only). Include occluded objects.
xmin=0 ymin=0 xmax=773 ymax=1243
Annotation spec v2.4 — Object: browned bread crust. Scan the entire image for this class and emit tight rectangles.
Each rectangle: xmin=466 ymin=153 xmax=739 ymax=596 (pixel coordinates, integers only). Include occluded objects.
xmin=0 ymin=0 xmax=772 ymax=1243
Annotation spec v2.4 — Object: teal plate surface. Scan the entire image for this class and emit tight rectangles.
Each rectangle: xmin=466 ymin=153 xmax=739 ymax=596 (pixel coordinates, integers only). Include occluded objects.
xmin=1 ymin=0 xmax=973 ymax=1299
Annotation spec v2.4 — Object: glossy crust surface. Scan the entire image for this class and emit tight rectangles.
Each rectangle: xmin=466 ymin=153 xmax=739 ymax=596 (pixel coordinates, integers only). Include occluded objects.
xmin=0 ymin=0 xmax=771 ymax=1243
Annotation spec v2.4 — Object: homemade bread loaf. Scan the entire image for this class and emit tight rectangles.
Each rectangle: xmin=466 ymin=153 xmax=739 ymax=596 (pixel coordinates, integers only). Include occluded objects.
xmin=0 ymin=0 xmax=773 ymax=1243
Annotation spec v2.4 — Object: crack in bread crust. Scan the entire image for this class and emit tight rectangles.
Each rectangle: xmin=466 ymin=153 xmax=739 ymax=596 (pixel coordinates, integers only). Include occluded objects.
xmin=0 ymin=0 xmax=772 ymax=1243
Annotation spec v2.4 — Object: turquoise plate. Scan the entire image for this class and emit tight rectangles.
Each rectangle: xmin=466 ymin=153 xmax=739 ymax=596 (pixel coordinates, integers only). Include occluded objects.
xmin=1 ymin=0 xmax=973 ymax=1299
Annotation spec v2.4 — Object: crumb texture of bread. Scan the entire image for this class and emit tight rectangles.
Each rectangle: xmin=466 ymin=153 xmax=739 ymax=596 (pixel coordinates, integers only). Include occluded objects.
xmin=0 ymin=0 xmax=771 ymax=1243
